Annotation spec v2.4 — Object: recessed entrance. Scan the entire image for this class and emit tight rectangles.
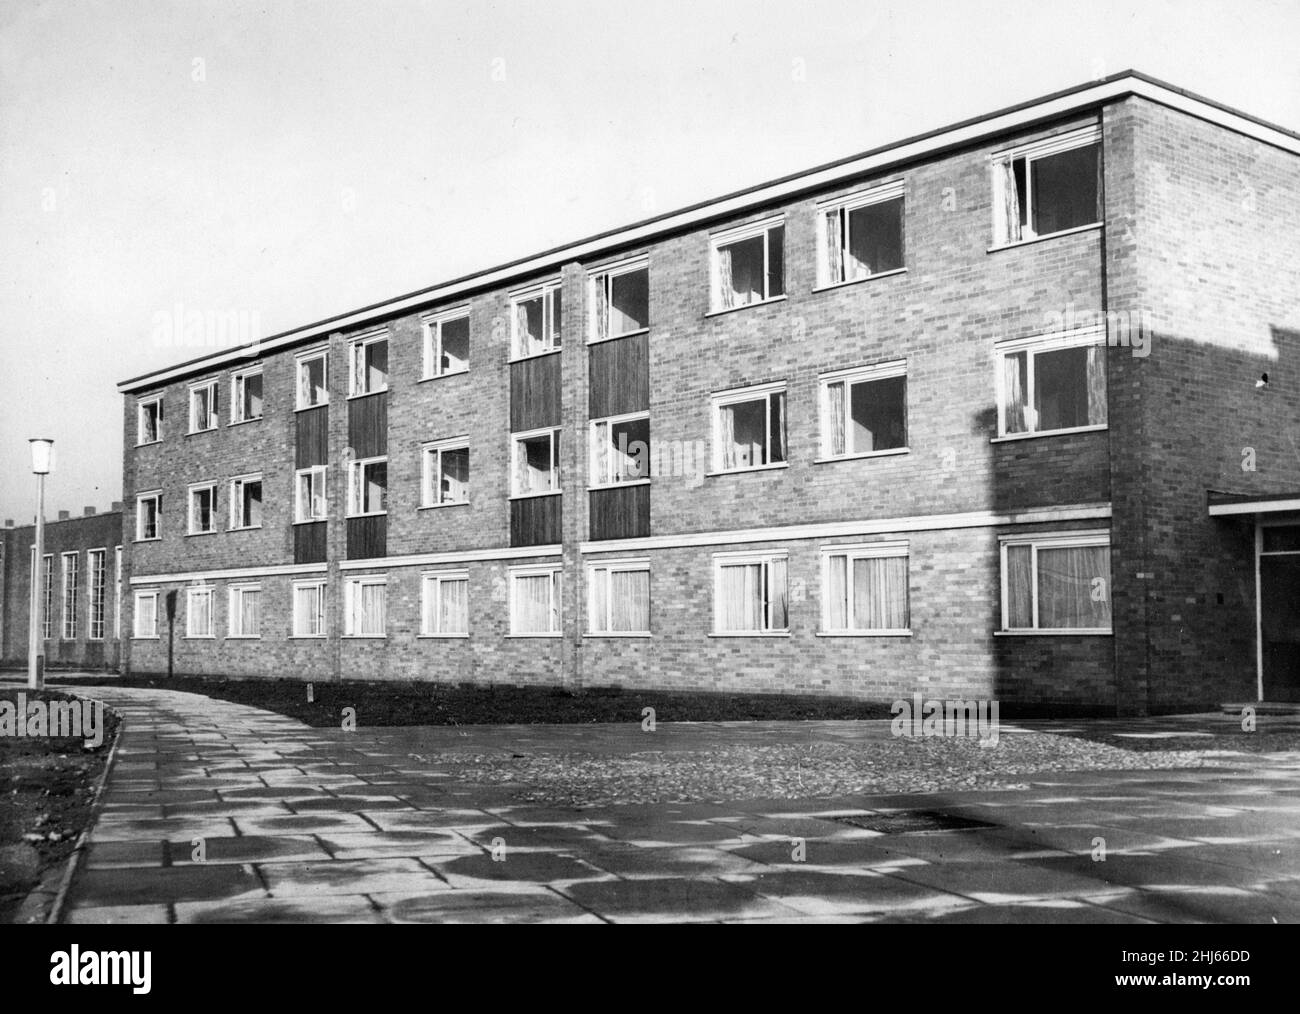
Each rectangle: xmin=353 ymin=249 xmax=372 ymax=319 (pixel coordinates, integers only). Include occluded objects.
xmin=1259 ymin=524 xmax=1300 ymax=703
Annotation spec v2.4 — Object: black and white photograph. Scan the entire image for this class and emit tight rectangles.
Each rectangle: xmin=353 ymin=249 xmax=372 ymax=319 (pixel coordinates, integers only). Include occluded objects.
xmin=0 ymin=0 xmax=1297 ymax=983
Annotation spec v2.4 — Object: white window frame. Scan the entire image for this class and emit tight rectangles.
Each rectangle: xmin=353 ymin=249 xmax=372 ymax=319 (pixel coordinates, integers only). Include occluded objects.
xmin=712 ymin=550 xmax=790 ymax=636
xmin=132 ymin=589 xmax=159 ymax=639
xmin=343 ymin=575 xmax=387 ymax=638
xmin=41 ymin=553 xmax=53 ymax=640
xmin=997 ymin=529 xmax=1112 ymax=635
xmin=227 ymin=583 xmax=261 ymax=639
xmin=114 ymin=546 xmax=122 ymax=639
xmin=137 ymin=395 xmax=164 ymax=445
xmin=230 ymin=366 xmax=264 ymax=424
xmin=589 ymin=411 xmax=651 ymax=489
xmin=510 ymin=280 xmax=563 ymax=360
xmin=348 ymin=328 xmax=390 ymax=398
xmin=710 ymin=381 xmax=788 ymax=474
xmin=292 ymin=579 xmax=327 ymax=638
xmin=991 ymin=124 xmax=1103 ymax=248
xmin=347 ymin=455 xmax=388 ymax=517
xmin=819 ymin=541 xmax=911 ymax=636
xmin=295 ymin=466 xmax=329 ymax=523
xmin=511 ymin=427 xmax=561 ymax=499
xmin=136 ymin=490 xmax=162 ymax=542
xmin=420 ymin=569 xmax=470 ymax=638
xmin=588 ymin=256 xmax=650 ymax=344
xmin=188 ymin=378 xmax=219 ymax=433
xmin=185 ymin=585 xmax=215 ymax=639
xmin=188 ymin=481 xmax=218 ymax=535
xmin=229 ymin=474 xmax=264 ymax=530
xmin=586 ymin=558 xmax=651 ymax=637
xmin=61 ymin=551 xmax=79 ymax=640
xmin=508 ymin=564 xmax=562 ymax=637
xmin=814 ymin=180 xmax=906 ymax=289
xmin=88 ymin=548 xmax=107 ymax=641
xmin=296 ymin=347 xmax=329 ymax=410
xmin=708 ymin=214 xmax=785 ymax=314
xmin=421 ymin=438 xmax=470 ymax=508
xmin=994 ymin=325 xmax=1107 ymax=439
xmin=817 ymin=360 xmax=909 ymax=461
xmin=421 ymin=306 xmax=470 ymax=379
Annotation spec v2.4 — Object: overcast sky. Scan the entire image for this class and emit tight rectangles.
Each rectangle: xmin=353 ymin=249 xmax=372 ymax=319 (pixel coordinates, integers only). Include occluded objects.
xmin=1 ymin=0 xmax=1297 ymax=522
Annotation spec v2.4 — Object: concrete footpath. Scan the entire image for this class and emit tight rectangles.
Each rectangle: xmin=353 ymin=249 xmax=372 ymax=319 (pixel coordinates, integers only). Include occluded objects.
xmin=38 ymin=684 xmax=1300 ymax=924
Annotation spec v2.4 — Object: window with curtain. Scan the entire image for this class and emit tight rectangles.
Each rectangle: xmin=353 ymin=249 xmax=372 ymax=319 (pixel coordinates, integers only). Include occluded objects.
xmin=296 ymin=466 xmax=328 ymax=522
xmin=422 ymin=442 xmax=470 ymax=506
xmin=421 ymin=572 xmax=469 ymax=635
xmin=711 ymin=219 xmax=784 ymax=311
xmin=233 ymin=369 xmax=263 ymax=422
xmin=511 ymin=568 xmax=561 ymax=635
xmin=512 ymin=430 xmax=560 ymax=496
xmin=189 ymin=381 xmax=218 ymax=432
xmin=297 ymin=352 xmax=328 ymax=408
xmin=588 ymin=561 xmax=650 ymax=634
xmin=345 ymin=578 xmax=386 ymax=636
xmin=823 ymin=546 xmax=909 ymax=632
xmin=1001 ymin=535 xmax=1111 ymax=631
xmin=590 ymin=414 xmax=650 ymax=486
xmin=186 ymin=587 xmax=214 ymax=638
xmin=347 ymin=458 xmax=387 ymax=515
xmin=993 ymin=128 xmax=1101 ymax=246
xmin=133 ymin=591 xmax=158 ymax=638
xmin=713 ymin=385 xmax=786 ymax=471
xmin=512 ymin=284 xmax=562 ymax=358
xmin=821 ymin=364 xmax=907 ymax=457
xmin=591 ymin=260 xmax=649 ymax=341
xmin=230 ymin=476 xmax=264 ymax=528
xmin=349 ymin=334 xmax=388 ymax=395
xmin=820 ymin=191 xmax=904 ymax=285
xmin=424 ymin=311 xmax=470 ymax=377
xmin=715 ymin=554 xmax=788 ymax=633
xmin=138 ymin=397 xmax=163 ymax=443
xmin=229 ymin=585 xmax=261 ymax=637
xmin=998 ymin=334 xmax=1106 ymax=436
xmin=293 ymin=582 xmax=326 ymax=637
xmin=189 ymin=484 xmax=217 ymax=534
xmin=137 ymin=493 xmax=161 ymax=540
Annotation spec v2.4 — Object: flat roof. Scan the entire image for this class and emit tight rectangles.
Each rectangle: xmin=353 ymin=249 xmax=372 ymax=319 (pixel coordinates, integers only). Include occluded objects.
xmin=118 ymin=70 xmax=1300 ymax=395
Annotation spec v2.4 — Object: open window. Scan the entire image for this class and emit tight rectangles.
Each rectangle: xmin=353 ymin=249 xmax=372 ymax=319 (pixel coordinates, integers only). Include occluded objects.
xmin=295 ymin=466 xmax=328 ymax=522
xmin=188 ymin=482 xmax=218 ymax=534
xmin=348 ymin=331 xmax=389 ymax=396
xmin=422 ymin=439 xmax=469 ymax=507
xmin=136 ymin=491 xmax=162 ymax=541
xmin=423 ymin=308 xmax=470 ymax=378
xmin=347 ymin=456 xmax=387 ymax=516
xmin=512 ymin=282 xmax=562 ymax=358
xmin=590 ymin=413 xmax=650 ymax=487
xmin=232 ymin=367 xmax=263 ymax=423
xmin=137 ymin=396 xmax=164 ymax=445
xmin=712 ymin=382 xmax=786 ymax=472
xmin=710 ymin=216 xmax=784 ymax=311
xmin=590 ymin=258 xmax=649 ymax=342
xmin=993 ymin=125 xmax=1102 ymax=246
xmin=189 ymin=379 xmax=219 ymax=432
xmin=817 ymin=182 xmax=904 ymax=286
xmin=997 ymin=327 xmax=1107 ymax=437
xmin=296 ymin=349 xmax=329 ymax=409
xmin=229 ymin=474 xmax=263 ymax=529
xmin=512 ymin=428 xmax=561 ymax=497
xmin=820 ymin=361 xmax=907 ymax=458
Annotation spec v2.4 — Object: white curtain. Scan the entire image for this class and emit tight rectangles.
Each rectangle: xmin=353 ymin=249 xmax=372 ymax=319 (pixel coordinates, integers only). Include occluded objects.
xmin=240 ymin=589 xmax=260 ymax=636
xmin=298 ymin=362 xmax=311 ymax=406
xmin=350 ymin=343 xmax=364 ymax=395
xmin=827 ymin=382 xmax=846 ymax=456
xmin=854 ymin=556 xmax=907 ymax=629
xmin=825 ymin=209 xmax=844 ymax=284
xmin=719 ymin=563 xmax=761 ymax=631
xmin=589 ymin=569 xmax=609 ymax=632
xmin=1003 ymin=352 xmax=1027 ymax=433
xmin=1038 ymin=546 xmax=1111 ymax=629
xmin=719 ymin=404 xmax=737 ymax=470
xmin=515 ymin=574 xmax=553 ymax=633
xmin=592 ymin=422 xmax=609 ymax=485
xmin=1000 ymin=160 xmax=1023 ymax=244
xmin=352 ymin=582 xmax=384 ymax=635
xmin=717 ymin=246 xmax=734 ymax=309
xmin=1005 ymin=544 xmax=1033 ymax=627
xmin=594 ymin=277 xmax=609 ymax=339
xmin=440 ymin=578 xmax=468 ymax=634
xmin=295 ymin=585 xmax=321 ymax=636
xmin=826 ymin=555 xmax=848 ymax=629
xmin=1087 ymin=345 xmax=1107 ymax=424
xmin=189 ymin=591 xmax=211 ymax=636
xmin=767 ymin=557 xmax=788 ymax=630
xmin=610 ymin=569 xmax=649 ymax=632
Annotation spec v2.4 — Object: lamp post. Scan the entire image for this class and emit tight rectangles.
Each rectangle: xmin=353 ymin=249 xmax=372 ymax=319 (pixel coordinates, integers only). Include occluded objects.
xmin=28 ymin=438 xmax=54 ymax=691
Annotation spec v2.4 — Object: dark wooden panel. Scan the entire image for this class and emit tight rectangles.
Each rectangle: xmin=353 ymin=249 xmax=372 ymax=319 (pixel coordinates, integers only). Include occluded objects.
xmin=347 ymin=392 xmax=387 ymax=458
xmin=347 ymin=515 xmax=386 ymax=560
xmin=294 ymin=521 xmax=327 ymax=564
xmin=510 ymin=354 xmax=562 ymax=431
xmin=588 ymin=333 xmax=649 ymax=419
xmin=295 ymin=405 xmax=329 ymax=468
xmin=589 ymin=484 xmax=650 ymax=541
xmin=510 ymin=495 xmax=562 ymax=547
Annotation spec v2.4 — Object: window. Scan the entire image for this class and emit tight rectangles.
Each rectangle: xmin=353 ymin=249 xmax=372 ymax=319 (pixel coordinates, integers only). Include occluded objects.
xmin=820 ymin=362 xmax=907 ymax=459
xmin=61 ymin=552 xmax=79 ymax=640
xmin=114 ymin=546 xmax=122 ymax=639
xmin=421 ymin=440 xmax=469 ymax=507
xmin=186 ymin=586 xmax=214 ymax=638
xmin=293 ymin=581 xmax=327 ymax=637
xmin=510 ymin=566 xmax=561 ymax=636
xmin=42 ymin=554 xmax=53 ymax=640
xmin=821 ymin=543 xmax=910 ymax=634
xmin=511 ymin=282 xmax=563 ymax=358
xmin=587 ymin=559 xmax=650 ymax=635
xmin=1000 ymin=532 xmax=1112 ymax=633
xmin=88 ymin=549 xmax=106 ymax=641
xmin=590 ymin=413 xmax=650 ymax=487
xmin=344 ymin=576 xmax=386 ymax=637
xmin=188 ymin=482 xmax=218 ymax=535
xmin=590 ymin=259 xmax=649 ymax=342
xmin=232 ymin=367 xmax=264 ymax=423
xmin=422 ymin=309 xmax=470 ymax=378
xmin=817 ymin=182 xmax=904 ymax=286
xmin=712 ymin=382 xmax=786 ymax=472
xmin=136 ymin=491 xmax=162 ymax=541
xmin=189 ymin=379 xmax=219 ymax=432
xmin=993 ymin=126 xmax=1102 ymax=246
xmin=512 ymin=428 xmax=560 ymax=497
xmin=229 ymin=475 xmax=263 ymax=529
xmin=137 ymin=396 xmax=164 ymax=444
xmin=228 ymin=584 xmax=261 ymax=638
xmin=133 ymin=590 xmax=158 ymax=639
xmin=348 ymin=331 xmax=389 ymax=396
xmin=421 ymin=571 xmax=469 ymax=636
xmin=710 ymin=216 xmax=785 ymax=311
xmin=347 ymin=456 xmax=388 ymax=516
xmin=714 ymin=552 xmax=789 ymax=634
xmin=297 ymin=349 xmax=329 ymax=409
xmin=295 ymin=466 xmax=328 ymax=522
xmin=997 ymin=328 xmax=1107 ymax=437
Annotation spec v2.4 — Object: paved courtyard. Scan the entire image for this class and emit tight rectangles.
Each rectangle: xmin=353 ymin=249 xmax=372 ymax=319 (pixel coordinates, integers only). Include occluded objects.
xmin=38 ymin=684 xmax=1300 ymax=924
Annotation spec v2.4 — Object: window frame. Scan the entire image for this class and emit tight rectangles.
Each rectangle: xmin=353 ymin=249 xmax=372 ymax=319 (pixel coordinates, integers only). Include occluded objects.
xmin=346 ymin=455 xmax=388 ymax=517
xmin=347 ymin=328 xmax=390 ymax=398
xmin=292 ymin=579 xmax=327 ymax=638
xmin=510 ymin=427 xmax=562 ymax=499
xmin=419 ymin=569 xmax=470 ymax=638
xmin=817 ymin=360 xmax=909 ymax=461
xmin=588 ymin=256 xmax=650 ymax=344
xmin=187 ymin=480 xmax=218 ymax=536
xmin=814 ymin=180 xmax=906 ymax=290
xmin=710 ymin=381 xmax=788 ymax=474
xmin=132 ymin=589 xmax=159 ymax=640
xmin=295 ymin=347 xmax=329 ymax=411
xmin=994 ymin=325 xmax=1108 ymax=440
xmin=41 ymin=553 xmax=53 ymax=640
xmin=226 ymin=583 xmax=262 ymax=639
xmin=708 ymin=214 xmax=786 ymax=314
xmin=228 ymin=473 xmax=264 ymax=531
xmin=188 ymin=378 xmax=220 ymax=434
xmin=421 ymin=307 xmax=471 ymax=380
xmin=990 ymin=125 xmax=1103 ymax=248
xmin=230 ymin=366 xmax=264 ymax=424
xmin=185 ymin=585 xmax=215 ymax=639
xmin=136 ymin=490 xmax=162 ymax=542
xmin=508 ymin=564 xmax=562 ymax=638
xmin=137 ymin=395 xmax=164 ymax=445
xmin=586 ymin=558 xmax=651 ymax=637
xmin=712 ymin=550 xmax=791 ymax=637
xmin=420 ymin=438 xmax=470 ymax=509
xmin=997 ymin=529 xmax=1113 ymax=635
xmin=588 ymin=411 xmax=651 ymax=489
xmin=60 ymin=551 xmax=79 ymax=640
xmin=295 ymin=465 xmax=329 ymax=523
xmin=509 ymin=280 xmax=563 ymax=361
xmin=343 ymin=575 xmax=387 ymax=638
xmin=819 ymin=541 xmax=912 ymax=636
xmin=88 ymin=548 xmax=107 ymax=641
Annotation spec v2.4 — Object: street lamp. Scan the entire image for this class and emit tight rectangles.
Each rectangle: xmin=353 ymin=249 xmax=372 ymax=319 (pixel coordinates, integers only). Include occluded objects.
xmin=28 ymin=438 xmax=53 ymax=691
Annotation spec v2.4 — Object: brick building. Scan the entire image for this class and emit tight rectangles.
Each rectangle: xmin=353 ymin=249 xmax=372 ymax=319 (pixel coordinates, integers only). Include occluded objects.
xmin=115 ymin=72 xmax=1300 ymax=713
xmin=0 ymin=507 xmax=124 ymax=672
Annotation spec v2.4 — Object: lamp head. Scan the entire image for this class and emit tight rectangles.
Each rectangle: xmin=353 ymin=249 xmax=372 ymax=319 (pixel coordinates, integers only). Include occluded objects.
xmin=29 ymin=439 xmax=54 ymax=475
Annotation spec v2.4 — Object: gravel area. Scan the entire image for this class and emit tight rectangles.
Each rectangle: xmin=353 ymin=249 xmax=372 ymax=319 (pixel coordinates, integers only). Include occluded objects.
xmin=436 ymin=731 xmax=1223 ymax=807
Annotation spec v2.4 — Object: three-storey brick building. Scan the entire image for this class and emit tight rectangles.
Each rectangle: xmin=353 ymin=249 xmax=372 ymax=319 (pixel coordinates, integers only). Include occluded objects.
xmin=116 ymin=72 xmax=1300 ymax=713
